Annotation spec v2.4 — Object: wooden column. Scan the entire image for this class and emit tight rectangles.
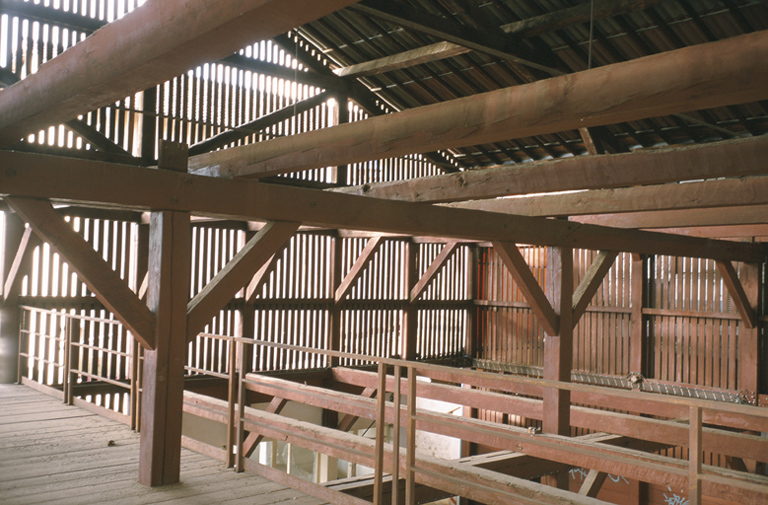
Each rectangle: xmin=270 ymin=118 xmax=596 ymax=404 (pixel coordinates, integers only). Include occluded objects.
xmin=543 ymin=246 xmax=573 ymax=489
xmin=629 ymin=254 xmax=649 ymax=375
xmin=402 ymin=239 xmax=418 ymax=360
xmin=738 ymin=262 xmax=761 ymax=397
xmin=138 ymin=142 xmax=192 ymax=486
xmin=329 ymin=234 xmax=343 ymax=367
xmin=0 ymin=213 xmax=25 ymax=383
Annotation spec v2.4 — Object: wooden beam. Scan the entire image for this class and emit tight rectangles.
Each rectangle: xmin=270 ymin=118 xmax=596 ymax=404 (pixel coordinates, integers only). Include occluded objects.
xmin=572 ymin=251 xmax=618 ymax=325
xmin=349 ymin=0 xmax=561 ymax=74
xmin=716 ymin=261 xmax=757 ymax=329
xmin=2 ymin=226 xmax=37 ymax=303
xmin=409 ymin=241 xmax=459 ymax=302
xmin=244 ymin=251 xmax=283 ymax=303
xmin=451 ymin=176 xmax=768 ymax=218
xmin=187 ymin=221 xmax=298 ymax=338
xmin=5 ymin=197 xmax=156 ymax=349
xmin=578 ymin=469 xmax=608 ymax=498
xmin=338 ymin=387 xmax=377 ymax=432
xmin=334 ymin=236 xmax=383 ymax=304
xmin=188 ymin=32 xmax=768 ymax=179
xmin=2 ymin=151 xmax=767 ymax=263
xmin=188 ymin=91 xmax=333 ymax=157
xmin=735 ymin=262 xmax=761 ymax=396
xmin=492 ymin=241 xmax=559 ymax=336
xmin=242 ymin=396 xmax=288 ymax=458
xmin=139 ymin=210 xmax=191 ymax=486
xmin=337 ymin=136 xmax=768 ymax=204
xmin=334 ymin=41 xmax=470 ymax=78
xmin=0 ymin=0 xmax=359 ymax=146
xmin=500 ymin=0 xmax=664 ymax=38
xmin=572 ymin=204 xmax=768 ymax=230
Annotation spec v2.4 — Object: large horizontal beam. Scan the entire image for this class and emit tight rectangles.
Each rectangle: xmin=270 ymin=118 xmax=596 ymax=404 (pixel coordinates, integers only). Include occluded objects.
xmin=1 ymin=151 xmax=765 ymax=263
xmin=0 ymin=0 xmax=359 ymax=147
xmin=334 ymin=136 xmax=768 ymax=203
xmin=450 ymin=176 xmax=768 ymax=217
xmin=572 ymin=205 xmax=768 ymax=230
xmin=188 ymin=32 xmax=768 ymax=179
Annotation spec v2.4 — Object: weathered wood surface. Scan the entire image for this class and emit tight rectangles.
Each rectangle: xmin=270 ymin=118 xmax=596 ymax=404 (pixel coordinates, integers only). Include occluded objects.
xmin=0 ymin=384 xmax=325 ymax=505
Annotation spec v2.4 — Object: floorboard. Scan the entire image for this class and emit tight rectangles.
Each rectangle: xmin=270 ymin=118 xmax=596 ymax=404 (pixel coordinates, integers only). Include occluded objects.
xmin=0 ymin=384 xmax=327 ymax=505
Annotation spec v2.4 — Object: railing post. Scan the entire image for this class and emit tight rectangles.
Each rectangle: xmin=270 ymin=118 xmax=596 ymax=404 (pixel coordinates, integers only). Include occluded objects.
xmin=405 ymin=365 xmax=416 ymax=505
xmin=689 ymin=406 xmax=702 ymax=505
xmin=373 ymin=361 xmax=387 ymax=505
xmin=235 ymin=338 xmax=247 ymax=473
xmin=392 ymin=364 xmax=402 ymax=505
xmin=17 ymin=307 xmax=27 ymax=384
xmin=64 ymin=316 xmax=79 ymax=406
xmin=226 ymin=336 xmax=237 ymax=468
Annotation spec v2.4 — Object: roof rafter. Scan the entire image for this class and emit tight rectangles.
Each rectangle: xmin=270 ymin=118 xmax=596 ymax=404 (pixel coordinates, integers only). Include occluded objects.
xmin=188 ymin=32 xmax=768 ymax=179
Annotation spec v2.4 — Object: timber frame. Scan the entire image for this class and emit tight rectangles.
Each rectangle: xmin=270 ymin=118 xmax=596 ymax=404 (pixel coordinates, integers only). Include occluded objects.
xmin=1 ymin=1 xmax=768 ymax=505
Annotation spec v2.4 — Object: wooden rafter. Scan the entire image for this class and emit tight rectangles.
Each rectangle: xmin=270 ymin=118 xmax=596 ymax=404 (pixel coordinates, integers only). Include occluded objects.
xmin=0 ymin=0 xmax=360 ymax=146
xmin=335 ymin=236 xmax=383 ymax=304
xmin=188 ymin=32 xmax=768 ymax=179
xmin=6 ymin=197 xmax=156 ymax=350
xmin=337 ymin=136 xmax=768 ymax=204
xmin=334 ymin=41 xmax=471 ymax=78
xmin=492 ymin=241 xmax=559 ymax=336
xmin=2 ymin=151 xmax=766 ymax=263
xmin=572 ymin=251 xmax=618 ymax=326
xmin=188 ymin=92 xmax=333 ymax=157
xmin=716 ymin=261 xmax=757 ymax=329
xmin=349 ymin=0 xmax=561 ymax=74
xmin=187 ymin=221 xmax=299 ymax=338
xmin=409 ymin=241 xmax=459 ymax=302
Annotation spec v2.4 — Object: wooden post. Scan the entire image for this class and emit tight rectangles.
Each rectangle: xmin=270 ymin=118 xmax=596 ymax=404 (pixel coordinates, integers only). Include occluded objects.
xmin=689 ymin=406 xmax=702 ymax=505
xmin=738 ymin=262 xmax=761 ymax=397
xmin=392 ymin=364 xmax=402 ymax=505
xmin=0 ymin=213 xmax=24 ymax=383
xmin=630 ymin=254 xmax=648 ymax=375
xmin=138 ymin=142 xmax=192 ymax=486
xmin=405 ymin=366 xmax=417 ymax=505
xmin=373 ymin=361 xmax=387 ymax=505
xmin=403 ymin=240 xmax=418 ymax=360
xmin=329 ymin=234 xmax=343 ymax=367
xmin=141 ymin=87 xmax=158 ymax=164
xmin=543 ymin=246 xmax=573 ymax=490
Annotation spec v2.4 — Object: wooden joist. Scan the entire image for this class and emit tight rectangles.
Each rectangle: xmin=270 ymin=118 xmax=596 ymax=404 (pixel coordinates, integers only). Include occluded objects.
xmin=188 ymin=32 xmax=768 ymax=179
xmin=2 ymin=151 xmax=764 ymax=263
xmin=0 ymin=0 xmax=359 ymax=146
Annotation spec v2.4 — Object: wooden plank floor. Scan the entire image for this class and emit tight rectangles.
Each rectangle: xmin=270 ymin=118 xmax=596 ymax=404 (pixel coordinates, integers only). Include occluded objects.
xmin=0 ymin=384 xmax=326 ymax=505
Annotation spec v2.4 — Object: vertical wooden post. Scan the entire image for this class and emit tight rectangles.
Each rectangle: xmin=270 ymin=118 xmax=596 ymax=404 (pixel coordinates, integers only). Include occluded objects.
xmin=332 ymin=94 xmax=349 ymax=186
xmin=689 ymin=406 xmax=702 ymax=505
xmin=405 ymin=365 xmax=417 ymax=505
xmin=630 ymin=254 xmax=648 ymax=375
xmin=543 ymin=246 xmax=573 ymax=490
xmin=403 ymin=240 xmax=418 ymax=360
xmin=235 ymin=336 xmax=247 ymax=473
xmin=0 ymin=214 xmax=24 ymax=383
xmin=64 ymin=317 xmax=79 ymax=406
xmin=373 ymin=361 xmax=387 ymax=505
xmin=138 ymin=142 xmax=191 ymax=487
xmin=131 ymin=222 xmax=149 ymax=430
xmin=738 ymin=262 xmax=761 ymax=396
xmin=392 ymin=364 xmax=402 ymax=505
xmin=460 ymin=245 xmax=478 ymax=505
xmin=329 ymin=234 xmax=343 ymax=367
xmin=141 ymin=87 xmax=158 ymax=164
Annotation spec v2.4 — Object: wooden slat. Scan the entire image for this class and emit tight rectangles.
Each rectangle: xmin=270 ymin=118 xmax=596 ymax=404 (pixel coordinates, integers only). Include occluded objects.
xmin=6 ymin=197 xmax=156 ymax=350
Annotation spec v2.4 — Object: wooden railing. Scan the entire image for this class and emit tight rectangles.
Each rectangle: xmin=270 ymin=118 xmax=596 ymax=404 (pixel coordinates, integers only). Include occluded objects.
xmin=17 ymin=306 xmax=768 ymax=505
